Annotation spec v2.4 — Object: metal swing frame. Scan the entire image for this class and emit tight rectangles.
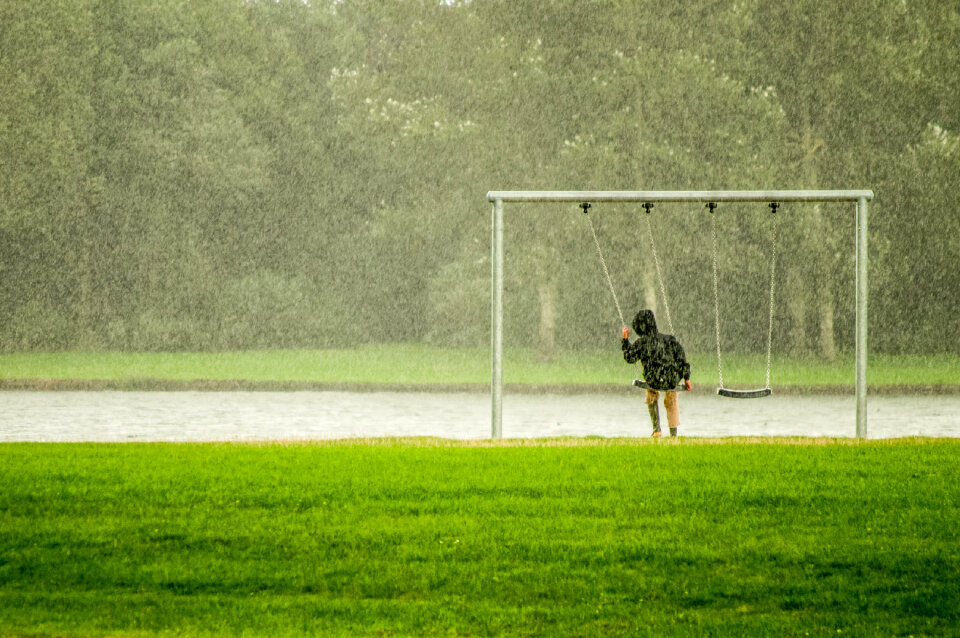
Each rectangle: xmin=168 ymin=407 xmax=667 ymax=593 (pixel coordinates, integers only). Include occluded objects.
xmin=486 ymin=190 xmax=873 ymax=438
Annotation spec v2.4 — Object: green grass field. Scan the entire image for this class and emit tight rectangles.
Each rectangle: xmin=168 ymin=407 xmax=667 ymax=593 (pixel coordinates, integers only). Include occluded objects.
xmin=2 ymin=439 xmax=959 ymax=637
xmin=1 ymin=346 xmax=958 ymax=389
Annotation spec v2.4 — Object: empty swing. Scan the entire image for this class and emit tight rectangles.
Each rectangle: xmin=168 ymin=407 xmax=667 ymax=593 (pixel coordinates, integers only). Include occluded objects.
xmin=708 ymin=201 xmax=780 ymax=399
xmin=581 ymin=201 xmax=689 ymax=393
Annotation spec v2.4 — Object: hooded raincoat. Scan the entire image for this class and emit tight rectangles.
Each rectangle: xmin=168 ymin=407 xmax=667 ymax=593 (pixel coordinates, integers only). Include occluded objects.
xmin=621 ymin=309 xmax=691 ymax=391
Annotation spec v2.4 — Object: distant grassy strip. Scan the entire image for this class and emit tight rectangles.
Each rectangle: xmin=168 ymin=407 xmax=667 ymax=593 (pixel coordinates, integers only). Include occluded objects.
xmin=1 ymin=439 xmax=959 ymax=637
xmin=0 ymin=346 xmax=958 ymax=388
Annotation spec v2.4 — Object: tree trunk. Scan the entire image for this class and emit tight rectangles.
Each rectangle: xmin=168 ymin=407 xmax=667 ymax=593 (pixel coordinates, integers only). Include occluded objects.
xmin=537 ymin=279 xmax=557 ymax=362
xmin=643 ymin=268 xmax=658 ymax=322
xmin=785 ymin=268 xmax=808 ymax=356
xmin=73 ymin=192 xmax=99 ymax=350
xmin=819 ymin=286 xmax=836 ymax=362
xmin=801 ymin=134 xmax=837 ymax=362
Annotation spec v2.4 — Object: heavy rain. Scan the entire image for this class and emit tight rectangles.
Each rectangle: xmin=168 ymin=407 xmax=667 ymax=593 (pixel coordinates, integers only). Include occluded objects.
xmin=4 ymin=3 xmax=960 ymax=636
xmin=2 ymin=2 xmax=958 ymax=437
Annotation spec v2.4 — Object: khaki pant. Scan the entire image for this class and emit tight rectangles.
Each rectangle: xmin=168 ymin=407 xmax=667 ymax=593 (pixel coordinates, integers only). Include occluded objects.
xmin=645 ymin=389 xmax=679 ymax=428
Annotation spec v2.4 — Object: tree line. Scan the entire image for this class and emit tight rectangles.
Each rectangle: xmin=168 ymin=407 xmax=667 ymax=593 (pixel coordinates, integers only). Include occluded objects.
xmin=1 ymin=0 xmax=957 ymax=356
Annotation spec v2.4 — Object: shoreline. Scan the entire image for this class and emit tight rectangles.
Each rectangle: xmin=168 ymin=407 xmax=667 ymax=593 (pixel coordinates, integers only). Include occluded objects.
xmin=1 ymin=378 xmax=958 ymax=395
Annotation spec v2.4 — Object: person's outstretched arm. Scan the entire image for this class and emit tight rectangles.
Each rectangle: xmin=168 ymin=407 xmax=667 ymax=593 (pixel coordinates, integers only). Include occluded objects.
xmin=621 ymin=327 xmax=640 ymax=364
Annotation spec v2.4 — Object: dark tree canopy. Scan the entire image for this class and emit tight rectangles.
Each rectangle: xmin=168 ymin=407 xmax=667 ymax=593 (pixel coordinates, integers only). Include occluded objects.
xmin=1 ymin=0 xmax=956 ymax=354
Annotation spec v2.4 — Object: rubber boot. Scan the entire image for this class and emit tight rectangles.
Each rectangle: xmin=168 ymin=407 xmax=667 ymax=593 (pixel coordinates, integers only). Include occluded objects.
xmin=670 ymin=427 xmax=678 ymax=437
xmin=648 ymin=402 xmax=662 ymax=437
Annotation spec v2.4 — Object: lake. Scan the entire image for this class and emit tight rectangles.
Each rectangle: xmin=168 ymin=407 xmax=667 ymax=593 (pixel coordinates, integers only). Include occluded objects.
xmin=2 ymin=390 xmax=958 ymax=441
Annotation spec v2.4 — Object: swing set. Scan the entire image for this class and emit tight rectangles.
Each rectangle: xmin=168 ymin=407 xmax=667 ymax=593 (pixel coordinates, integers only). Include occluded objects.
xmin=486 ymin=190 xmax=873 ymax=438
xmin=582 ymin=199 xmax=779 ymax=399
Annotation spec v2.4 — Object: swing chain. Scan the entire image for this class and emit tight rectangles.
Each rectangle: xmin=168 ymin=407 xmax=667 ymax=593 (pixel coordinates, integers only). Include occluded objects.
xmin=643 ymin=204 xmax=674 ymax=337
xmin=710 ymin=201 xmax=778 ymax=394
xmin=765 ymin=202 xmax=779 ymax=389
xmin=708 ymin=202 xmax=724 ymax=389
xmin=582 ymin=203 xmax=626 ymax=328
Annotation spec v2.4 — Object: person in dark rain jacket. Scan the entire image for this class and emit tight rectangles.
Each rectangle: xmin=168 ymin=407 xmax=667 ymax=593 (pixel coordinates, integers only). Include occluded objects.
xmin=622 ymin=309 xmax=692 ymax=437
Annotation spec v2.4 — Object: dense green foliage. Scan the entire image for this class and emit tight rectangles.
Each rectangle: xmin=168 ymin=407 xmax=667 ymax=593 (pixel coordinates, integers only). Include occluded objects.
xmin=2 ymin=1 xmax=958 ymax=355
xmin=1 ymin=440 xmax=959 ymax=636
xmin=1 ymin=346 xmax=959 ymax=389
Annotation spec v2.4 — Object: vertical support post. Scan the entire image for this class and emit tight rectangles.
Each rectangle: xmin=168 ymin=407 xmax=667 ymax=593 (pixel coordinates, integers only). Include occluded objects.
xmin=855 ymin=196 xmax=868 ymax=438
xmin=491 ymin=198 xmax=504 ymax=438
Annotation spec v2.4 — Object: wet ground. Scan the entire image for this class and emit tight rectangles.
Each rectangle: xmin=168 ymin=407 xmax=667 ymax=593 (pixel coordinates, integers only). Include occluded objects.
xmin=1 ymin=391 xmax=958 ymax=441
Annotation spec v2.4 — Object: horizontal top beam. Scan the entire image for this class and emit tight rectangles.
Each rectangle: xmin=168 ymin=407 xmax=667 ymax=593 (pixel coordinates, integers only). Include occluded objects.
xmin=487 ymin=190 xmax=873 ymax=203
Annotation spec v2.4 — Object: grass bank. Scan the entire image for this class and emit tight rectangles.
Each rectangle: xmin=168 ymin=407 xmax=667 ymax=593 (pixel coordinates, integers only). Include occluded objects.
xmin=1 ymin=439 xmax=958 ymax=636
xmin=1 ymin=346 xmax=958 ymax=392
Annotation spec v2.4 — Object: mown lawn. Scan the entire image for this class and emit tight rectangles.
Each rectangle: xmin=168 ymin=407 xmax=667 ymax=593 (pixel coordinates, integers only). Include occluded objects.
xmin=1 ymin=439 xmax=958 ymax=637
xmin=0 ymin=346 xmax=958 ymax=389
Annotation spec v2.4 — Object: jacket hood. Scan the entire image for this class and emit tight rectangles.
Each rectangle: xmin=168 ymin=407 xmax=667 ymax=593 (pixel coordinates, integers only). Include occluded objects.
xmin=632 ymin=309 xmax=658 ymax=337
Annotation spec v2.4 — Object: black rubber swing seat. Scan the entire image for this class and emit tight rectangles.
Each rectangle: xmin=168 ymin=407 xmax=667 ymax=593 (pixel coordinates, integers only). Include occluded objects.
xmin=717 ymin=387 xmax=772 ymax=399
xmin=632 ymin=379 xmax=689 ymax=392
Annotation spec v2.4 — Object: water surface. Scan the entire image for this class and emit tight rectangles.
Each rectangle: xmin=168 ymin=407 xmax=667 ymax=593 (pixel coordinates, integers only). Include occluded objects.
xmin=1 ymin=391 xmax=958 ymax=441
